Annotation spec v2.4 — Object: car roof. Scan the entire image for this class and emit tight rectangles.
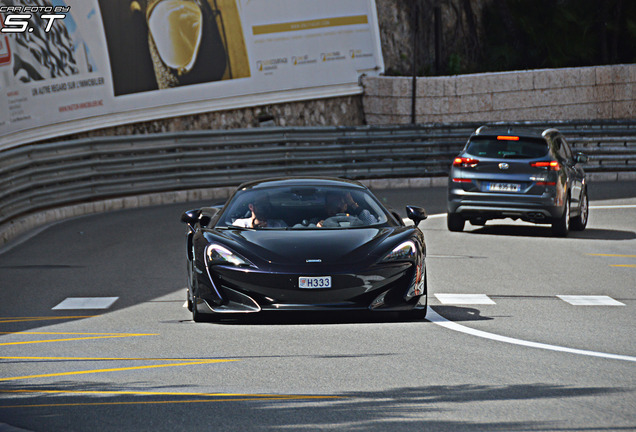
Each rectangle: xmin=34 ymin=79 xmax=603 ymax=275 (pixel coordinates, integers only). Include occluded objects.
xmin=236 ymin=176 xmax=367 ymax=191
xmin=473 ymin=125 xmax=560 ymax=140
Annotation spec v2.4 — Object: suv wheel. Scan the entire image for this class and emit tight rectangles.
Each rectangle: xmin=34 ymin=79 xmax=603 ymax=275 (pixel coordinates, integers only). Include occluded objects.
xmin=552 ymin=197 xmax=570 ymax=237
xmin=570 ymin=188 xmax=589 ymax=231
xmin=447 ymin=213 xmax=465 ymax=232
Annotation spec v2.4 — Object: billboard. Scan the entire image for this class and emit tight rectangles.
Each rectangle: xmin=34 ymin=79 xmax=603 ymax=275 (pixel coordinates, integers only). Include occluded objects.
xmin=0 ymin=0 xmax=383 ymax=148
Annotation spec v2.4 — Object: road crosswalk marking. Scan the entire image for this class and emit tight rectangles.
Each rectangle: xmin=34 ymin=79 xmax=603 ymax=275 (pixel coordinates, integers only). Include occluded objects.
xmin=435 ymin=293 xmax=625 ymax=306
xmin=434 ymin=294 xmax=496 ymax=305
xmin=52 ymin=295 xmax=626 ymax=310
xmin=556 ymin=295 xmax=625 ymax=306
xmin=52 ymin=297 xmax=119 ymax=310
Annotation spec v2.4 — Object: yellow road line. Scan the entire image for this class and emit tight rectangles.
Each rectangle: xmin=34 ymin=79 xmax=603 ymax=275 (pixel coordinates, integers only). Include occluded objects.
xmin=0 ymin=388 xmax=338 ymax=399
xmin=610 ymin=264 xmax=636 ymax=268
xmin=0 ymin=332 xmax=157 ymax=347
xmin=0 ymin=316 xmax=96 ymax=324
xmin=0 ymin=332 xmax=155 ymax=335
xmin=0 ymin=359 xmax=237 ymax=382
xmin=587 ymin=254 xmax=636 ymax=258
xmin=0 ymin=395 xmax=341 ymax=409
xmin=1 ymin=356 xmax=226 ymax=361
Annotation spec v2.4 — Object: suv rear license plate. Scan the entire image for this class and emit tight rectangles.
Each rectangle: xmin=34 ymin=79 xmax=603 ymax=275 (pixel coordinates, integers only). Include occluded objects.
xmin=299 ymin=276 xmax=331 ymax=289
xmin=487 ymin=182 xmax=521 ymax=192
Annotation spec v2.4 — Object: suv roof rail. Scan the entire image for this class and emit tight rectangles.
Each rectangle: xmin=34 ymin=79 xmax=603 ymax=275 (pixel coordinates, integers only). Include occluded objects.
xmin=541 ymin=128 xmax=560 ymax=138
xmin=475 ymin=125 xmax=489 ymax=134
xmin=474 ymin=124 xmax=555 ymax=139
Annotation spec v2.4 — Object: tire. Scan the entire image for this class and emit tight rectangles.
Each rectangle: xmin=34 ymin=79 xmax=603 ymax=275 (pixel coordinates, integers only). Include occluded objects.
xmin=570 ymin=188 xmax=589 ymax=231
xmin=186 ymin=290 xmax=193 ymax=312
xmin=191 ymin=294 xmax=209 ymax=322
xmin=447 ymin=213 xmax=465 ymax=232
xmin=186 ymin=262 xmax=194 ymax=312
xmin=552 ymin=197 xmax=570 ymax=237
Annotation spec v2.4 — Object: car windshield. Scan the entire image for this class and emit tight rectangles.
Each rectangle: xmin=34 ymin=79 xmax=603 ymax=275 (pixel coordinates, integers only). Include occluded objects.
xmin=466 ymin=137 xmax=549 ymax=159
xmin=217 ymin=185 xmax=390 ymax=229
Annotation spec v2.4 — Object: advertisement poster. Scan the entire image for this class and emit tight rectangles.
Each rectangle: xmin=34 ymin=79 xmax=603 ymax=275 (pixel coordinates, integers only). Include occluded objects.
xmin=0 ymin=0 xmax=383 ymax=148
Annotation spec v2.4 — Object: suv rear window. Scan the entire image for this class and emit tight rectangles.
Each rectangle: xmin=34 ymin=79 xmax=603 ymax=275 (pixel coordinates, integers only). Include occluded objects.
xmin=466 ymin=137 xmax=549 ymax=159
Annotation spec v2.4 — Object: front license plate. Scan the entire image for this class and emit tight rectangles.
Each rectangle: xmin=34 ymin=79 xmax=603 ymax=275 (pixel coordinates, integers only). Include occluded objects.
xmin=299 ymin=276 xmax=331 ymax=289
xmin=487 ymin=182 xmax=521 ymax=192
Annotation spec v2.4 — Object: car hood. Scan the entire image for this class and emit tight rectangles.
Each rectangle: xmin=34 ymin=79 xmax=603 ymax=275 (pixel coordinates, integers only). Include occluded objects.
xmin=204 ymin=227 xmax=413 ymax=267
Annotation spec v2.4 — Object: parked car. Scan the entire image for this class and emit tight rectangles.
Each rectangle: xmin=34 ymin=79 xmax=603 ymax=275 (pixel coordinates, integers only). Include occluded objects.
xmin=181 ymin=177 xmax=429 ymax=322
xmin=447 ymin=126 xmax=589 ymax=236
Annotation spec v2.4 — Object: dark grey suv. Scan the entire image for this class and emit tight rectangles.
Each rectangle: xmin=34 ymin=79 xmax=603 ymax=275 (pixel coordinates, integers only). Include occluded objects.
xmin=447 ymin=126 xmax=589 ymax=236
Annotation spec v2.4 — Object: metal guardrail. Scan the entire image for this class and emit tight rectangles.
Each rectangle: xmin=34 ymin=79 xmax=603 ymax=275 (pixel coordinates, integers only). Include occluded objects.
xmin=1 ymin=120 xmax=635 ymax=227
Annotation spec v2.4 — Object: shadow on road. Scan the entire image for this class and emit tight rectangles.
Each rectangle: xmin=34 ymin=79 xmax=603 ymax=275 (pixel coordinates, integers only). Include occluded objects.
xmin=466 ymin=224 xmax=636 ymax=240
xmin=183 ymin=309 xmax=429 ymax=326
xmin=176 ymin=305 xmax=490 ymax=326
xmin=428 ymin=306 xmax=492 ymax=322
xmin=0 ymin=381 xmax=629 ymax=432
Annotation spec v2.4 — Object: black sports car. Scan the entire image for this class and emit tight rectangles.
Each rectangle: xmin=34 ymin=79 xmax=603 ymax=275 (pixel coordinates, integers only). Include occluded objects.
xmin=180 ymin=177 xmax=428 ymax=322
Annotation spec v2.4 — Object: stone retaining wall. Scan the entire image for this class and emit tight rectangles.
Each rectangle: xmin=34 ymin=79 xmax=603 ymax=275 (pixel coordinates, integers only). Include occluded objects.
xmin=58 ymin=96 xmax=365 ymax=140
xmin=60 ymin=64 xmax=634 ymax=140
xmin=362 ymin=64 xmax=635 ymax=125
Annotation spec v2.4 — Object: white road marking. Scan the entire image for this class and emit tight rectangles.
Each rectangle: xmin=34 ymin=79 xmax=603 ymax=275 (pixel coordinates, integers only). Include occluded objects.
xmin=426 ymin=306 xmax=636 ymax=363
xmin=52 ymin=297 xmax=119 ymax=310
xmin=557 ymin=295 xmax=625 ymax=306
xmin=589 ymin=204 xmax=636 ymax=209
xmin=412 ymin=203 xmax=636 ymax=225
xmin=413 ymin=205 xmax=634 ymax=362
xmin=435 ymin=293 xmax=496 ymax=305
xmin=403 ymin=213 xmax=445 ymax=225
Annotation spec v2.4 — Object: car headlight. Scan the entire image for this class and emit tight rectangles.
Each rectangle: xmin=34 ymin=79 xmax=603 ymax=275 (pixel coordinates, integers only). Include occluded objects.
xmin=380 ymin=241 xmax=416 ymax=263
xmin=206 ymin=244 xmax=254 ymax=267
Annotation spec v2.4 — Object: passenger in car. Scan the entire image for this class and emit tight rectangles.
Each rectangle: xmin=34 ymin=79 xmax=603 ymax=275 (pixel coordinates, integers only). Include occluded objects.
xmin=317 ymin=191 xmax=377 ymax=227
xmin=232 ymin=196 xmax=287 ymax=228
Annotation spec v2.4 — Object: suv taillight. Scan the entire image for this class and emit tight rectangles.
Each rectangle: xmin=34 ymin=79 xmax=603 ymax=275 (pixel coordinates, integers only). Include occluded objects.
xmin=453 ymin=157 xmax=479 ymax=168
xmin=530 ymin=161 xmax=560 ymax=171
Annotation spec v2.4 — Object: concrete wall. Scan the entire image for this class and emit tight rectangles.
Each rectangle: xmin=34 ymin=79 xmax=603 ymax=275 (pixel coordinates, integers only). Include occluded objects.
xmin=362 ymin=64 xmax=635 ymax=125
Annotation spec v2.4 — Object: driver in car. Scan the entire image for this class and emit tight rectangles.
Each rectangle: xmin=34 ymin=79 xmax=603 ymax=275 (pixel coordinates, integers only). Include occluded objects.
xmin=232 ymin=196 xmax=287 ymax=228
xmin=317 ymin=192 xmax=377 ymax=227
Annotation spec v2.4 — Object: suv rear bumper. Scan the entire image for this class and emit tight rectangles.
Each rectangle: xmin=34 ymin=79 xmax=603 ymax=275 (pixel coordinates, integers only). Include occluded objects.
xmin=448 ymin=192 xmax=564 ymax=222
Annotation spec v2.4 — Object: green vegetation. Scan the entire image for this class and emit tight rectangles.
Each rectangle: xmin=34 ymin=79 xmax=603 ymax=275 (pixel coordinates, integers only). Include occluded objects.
xmin=480 ymin=0 xmax=636 ymax=72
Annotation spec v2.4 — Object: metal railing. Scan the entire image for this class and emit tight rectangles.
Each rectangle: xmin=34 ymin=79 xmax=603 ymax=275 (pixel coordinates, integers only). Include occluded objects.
xmin=1 ymin=120 xmax=635 ymax=227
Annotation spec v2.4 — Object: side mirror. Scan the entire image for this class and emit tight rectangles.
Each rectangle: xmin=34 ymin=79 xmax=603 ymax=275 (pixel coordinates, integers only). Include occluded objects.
xmin=181 ymin=209 xmax=201 ymax=226
xmin=406 ymin=206 xmax=427 ymax=226
xmin=575 ymin=152 xmax=588 ymax=164
xmin=198 ymin=207 xmax=221 ymax=227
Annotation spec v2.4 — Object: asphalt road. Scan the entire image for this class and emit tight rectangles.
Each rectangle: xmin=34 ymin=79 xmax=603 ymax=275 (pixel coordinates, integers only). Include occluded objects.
xmin=0 ymin=181 xmax=635 ymax=432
